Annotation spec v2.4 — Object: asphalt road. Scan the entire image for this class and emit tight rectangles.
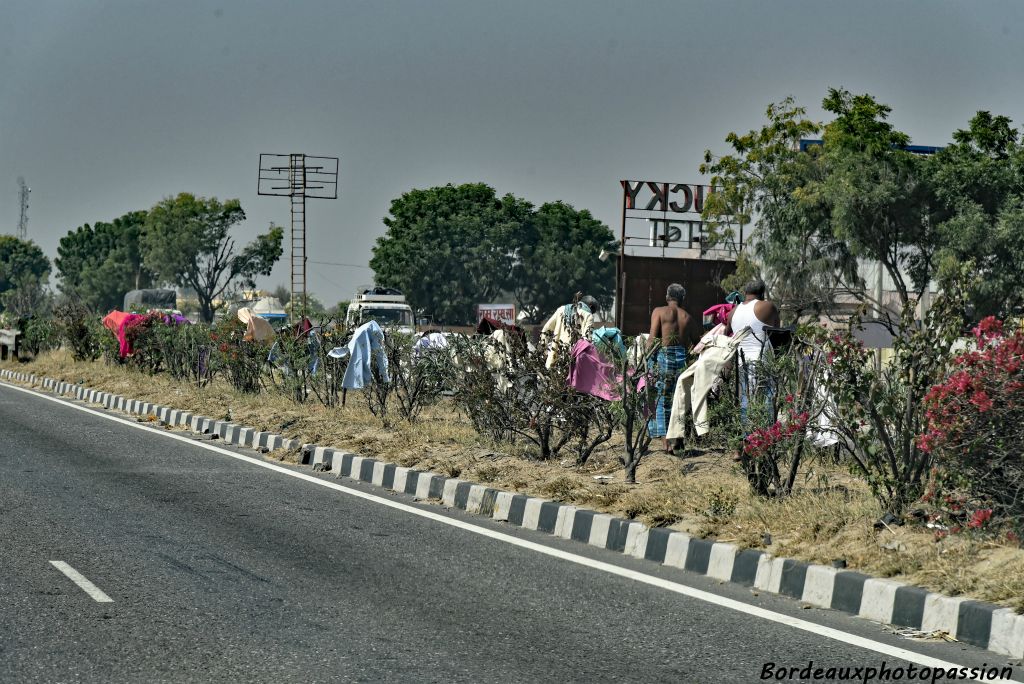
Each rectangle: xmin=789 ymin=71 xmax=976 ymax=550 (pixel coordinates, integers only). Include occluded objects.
xmin=0 ymin=381 xmax=1019 ymax=683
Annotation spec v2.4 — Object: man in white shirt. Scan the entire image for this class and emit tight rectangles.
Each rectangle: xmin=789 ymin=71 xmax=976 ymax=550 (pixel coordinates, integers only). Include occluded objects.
xmin=725 ymin=279 xmax=780 ymax=444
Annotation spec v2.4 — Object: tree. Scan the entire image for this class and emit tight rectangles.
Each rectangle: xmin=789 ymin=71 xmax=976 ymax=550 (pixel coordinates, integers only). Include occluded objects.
xmin=56 ymin=211 xmax=152 ymax=312
xmin=701 ymin=97 xmax=858 ymax=322
xmin=0 ymin=236 xmax=50 ymax=312
xmin=703 ymin=90 xmax=946 ymax=329
xmin=929 ymin=112 xmax=1024 ymax=318
xmin=370 ymin=184 xmax=532 ymax=324
xmin=511 ymin=202 xmax=616 ymax=322
xmin=141 ymin=193 xmax=284 ymax=323
xmin=818 ymin=88 xmax=941 ymax=324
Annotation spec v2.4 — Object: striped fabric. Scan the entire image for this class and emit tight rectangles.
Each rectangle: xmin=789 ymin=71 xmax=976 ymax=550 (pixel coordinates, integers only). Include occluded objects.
xmin=648 ymin=345 xmax=687 ymax=438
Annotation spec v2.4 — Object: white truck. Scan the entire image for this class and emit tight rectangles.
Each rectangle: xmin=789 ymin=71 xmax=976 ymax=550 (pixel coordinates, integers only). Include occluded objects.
xmin=345 ymin=287 xmax=415 ymax=333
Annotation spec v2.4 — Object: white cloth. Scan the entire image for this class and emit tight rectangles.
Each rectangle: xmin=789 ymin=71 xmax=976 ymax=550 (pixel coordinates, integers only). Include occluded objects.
xmin=484 ymin=329 xmax=525 ymax=392
xmin=627 ymin=333 xmax=651 ymax=367
xmin=237 ymin=307 xmax=275 ymax=343
xmin=808 ymin=369 xmax=840 ymax=448
xmin=340 ymin=321 xmax=388 ymax=389
xmin=693 ymin=323 xmax=726 ymax=355
xmin=541 ymin=303 xmax=594 ymax=368
xmin=667 ymin=329 xmax=751 ymax=439
xmin=414 ymin=332 xmax=449 ymax=360
xmin=730 ymin=299 xmax=771 ymax=364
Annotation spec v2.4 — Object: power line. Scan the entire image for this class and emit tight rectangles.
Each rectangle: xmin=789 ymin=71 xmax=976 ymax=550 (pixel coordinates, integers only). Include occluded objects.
xmin=308 ymin=260 xmax=373 ymax=270
xmin=311 ymin=270 xmax=348 ymax=292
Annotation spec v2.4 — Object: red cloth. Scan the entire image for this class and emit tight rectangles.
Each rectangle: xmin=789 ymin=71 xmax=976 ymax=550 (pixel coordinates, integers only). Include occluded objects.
xmin=102 ymin=311 xmax=145 ymax=358
xmin=476 ymin=316 xmax=522 ymax=336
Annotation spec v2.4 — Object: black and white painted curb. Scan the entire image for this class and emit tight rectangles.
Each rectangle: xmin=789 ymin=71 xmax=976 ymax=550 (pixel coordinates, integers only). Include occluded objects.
xmin=3 ymin=367 xmax=1023 ymax=660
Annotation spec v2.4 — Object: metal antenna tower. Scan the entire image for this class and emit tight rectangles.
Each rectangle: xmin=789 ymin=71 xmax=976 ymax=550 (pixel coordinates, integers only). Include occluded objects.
xmin=16 ymin=177 xmax=30 ymax=239
xmin=258 ymin=154 xmax=338 ymax=319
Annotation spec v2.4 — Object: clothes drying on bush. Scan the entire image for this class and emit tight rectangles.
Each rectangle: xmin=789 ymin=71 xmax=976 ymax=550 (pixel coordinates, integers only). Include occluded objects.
xmin=335 ymin=320 xmax=387 ymax=389
xmin=541 ymin=302 xmax=594 ymax=368
xmin=414 ymin=331 xmax=450 ymax=360
xmin=591 ymin=326 xmax=626 ymax=360
xmin=237 ymin=307 xmax=275 ymax=343
xmin=702 ymin=302 xmax=735 ymax=329
xmin=567 ymin=339 xmax=620 ymax=401
xmin=667 ymin=328 xmax=751 ymax=439
xmin=102 ymin=310 xmax=146 ymax=358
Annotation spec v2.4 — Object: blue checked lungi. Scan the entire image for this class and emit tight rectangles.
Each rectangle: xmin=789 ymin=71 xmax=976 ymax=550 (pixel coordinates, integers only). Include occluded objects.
xmin=648 ymin=345 xmax=687 ymax=438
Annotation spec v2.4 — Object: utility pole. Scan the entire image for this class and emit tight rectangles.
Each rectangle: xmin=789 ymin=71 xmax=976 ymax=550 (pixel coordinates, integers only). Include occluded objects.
xmin=16 ymin=177 xmax=30 ymax=240
xmin=258 ymin=154 xmax=338 ymax=320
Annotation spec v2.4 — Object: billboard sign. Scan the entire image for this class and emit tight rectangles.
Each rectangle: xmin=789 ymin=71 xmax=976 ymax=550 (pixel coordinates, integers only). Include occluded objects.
xmin=477 ymin=303 xmax=516 ymax=325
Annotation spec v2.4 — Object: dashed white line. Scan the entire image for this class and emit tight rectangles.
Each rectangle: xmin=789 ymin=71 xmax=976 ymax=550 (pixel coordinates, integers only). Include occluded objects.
xmin=49 ymin=560 xmax=114 ymax=603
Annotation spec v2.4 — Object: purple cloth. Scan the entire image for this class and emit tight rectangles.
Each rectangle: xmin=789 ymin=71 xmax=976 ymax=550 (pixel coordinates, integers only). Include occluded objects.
xmin=568 ymin=339 xmax=620 ymax=401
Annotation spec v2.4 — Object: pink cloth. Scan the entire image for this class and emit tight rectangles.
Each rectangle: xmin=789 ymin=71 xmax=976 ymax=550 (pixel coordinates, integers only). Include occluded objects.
xmin=703 ymin=302 xmax=735 ymax=328
xmin=568 ymin=339 xmax=620 ymax=401
xmin=102 ymin=310 xmax=145 ymax=358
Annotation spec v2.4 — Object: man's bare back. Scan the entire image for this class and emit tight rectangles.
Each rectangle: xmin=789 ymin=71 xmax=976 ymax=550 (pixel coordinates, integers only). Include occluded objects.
xmin=649 ymin=302 xmax=694 ymax=348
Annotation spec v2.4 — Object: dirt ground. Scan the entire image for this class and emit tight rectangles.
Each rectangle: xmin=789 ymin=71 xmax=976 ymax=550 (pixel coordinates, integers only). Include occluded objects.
xmin=6 ymin=351 xmax=1022 ymax=612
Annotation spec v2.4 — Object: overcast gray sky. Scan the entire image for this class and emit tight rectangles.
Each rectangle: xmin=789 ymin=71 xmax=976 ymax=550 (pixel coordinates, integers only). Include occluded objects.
xmin=2 ymin=0 xmax=1022 ymax=304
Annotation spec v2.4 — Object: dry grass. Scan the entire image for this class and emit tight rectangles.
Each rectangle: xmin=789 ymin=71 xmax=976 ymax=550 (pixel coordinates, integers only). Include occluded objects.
xmin=5 ymin=351 xmax=1023 ymax=611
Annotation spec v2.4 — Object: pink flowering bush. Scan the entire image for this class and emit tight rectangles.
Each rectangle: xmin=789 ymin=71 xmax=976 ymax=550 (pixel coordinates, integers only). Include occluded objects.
xmin=743 ymin=407 xmax=810 ymax=459
xmin=920 ymin=316 xmax=1024 ymax=525
xmin=741 ymin=400 xmax=811 ymax=494
xmin=721 ymin=336 xmax=831 ymax=498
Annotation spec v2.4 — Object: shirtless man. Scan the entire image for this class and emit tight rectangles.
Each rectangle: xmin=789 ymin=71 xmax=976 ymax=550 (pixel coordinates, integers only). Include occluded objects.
xmin=647 ymin=284 xmax=698 ymax=452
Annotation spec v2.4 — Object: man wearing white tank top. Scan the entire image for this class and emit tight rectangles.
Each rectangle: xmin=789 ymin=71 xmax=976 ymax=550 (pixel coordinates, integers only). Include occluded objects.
xmin=725 ymin=280 xmax=780 ymax=426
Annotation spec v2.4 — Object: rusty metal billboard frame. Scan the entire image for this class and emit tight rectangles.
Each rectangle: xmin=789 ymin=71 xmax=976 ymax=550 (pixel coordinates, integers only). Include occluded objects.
xmin=615 ymin=180 xmax=744 ymax=331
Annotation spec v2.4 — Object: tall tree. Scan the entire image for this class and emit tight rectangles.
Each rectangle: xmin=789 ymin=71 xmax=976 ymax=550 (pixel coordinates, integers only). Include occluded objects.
xmin=56 ymin=211 xmax=152 ymax=312
xmin=370 ymin=184 xmax=532 ymax=324
xmin=928 ymin=111 xmax=1024 ymax=318
xmin=818 ymin=88 xmax=941 ymax=322
xmin=0 ymin=236 xmax=50 ymax=313
xmin=704 ymin=90 xmax=948 ymax=328
xmin=141 ymin=193 xmax=284 ymax=322
xmin=512 ymin=201 xmax=616 ymax=321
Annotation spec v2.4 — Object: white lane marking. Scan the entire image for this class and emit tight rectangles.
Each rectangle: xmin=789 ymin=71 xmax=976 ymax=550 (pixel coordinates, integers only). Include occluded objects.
xmin=49 ymin=561 xmax=114 ymax=603
xmin=4 ymin=381 xmax=1018 ymax=682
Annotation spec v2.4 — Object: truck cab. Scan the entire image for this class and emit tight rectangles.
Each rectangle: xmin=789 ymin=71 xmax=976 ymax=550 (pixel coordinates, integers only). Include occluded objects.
xmin=345 ymin=287 xmax=415 ymax=333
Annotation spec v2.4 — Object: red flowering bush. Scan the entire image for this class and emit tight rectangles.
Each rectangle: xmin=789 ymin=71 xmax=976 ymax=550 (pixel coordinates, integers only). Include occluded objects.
xmin=123 ymin=312 xmax=170 ymax=373
xmin=920 ymin=316 xmax=1024 ymax=525
xmin=743 ymin=408 xmax=809 ymax=458
xmin=741 ymin=402 xmax=811 ymax=494
xmin=726 ymin=337 xmax=830 ymax=498
xmin=208 ymin=316 xmax=267 ymax=394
